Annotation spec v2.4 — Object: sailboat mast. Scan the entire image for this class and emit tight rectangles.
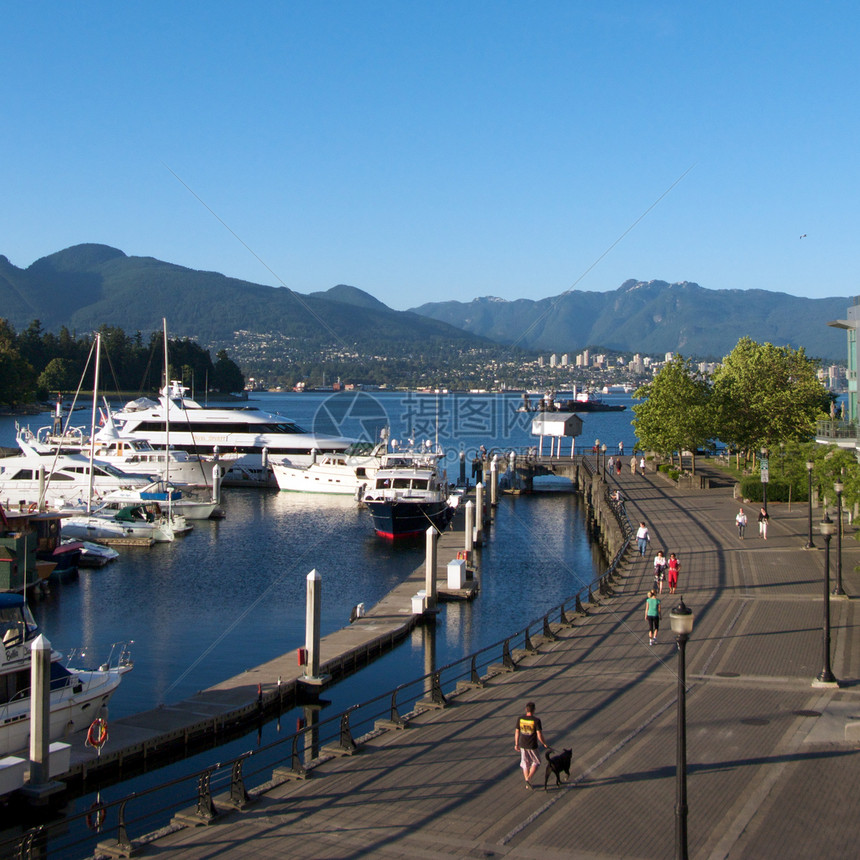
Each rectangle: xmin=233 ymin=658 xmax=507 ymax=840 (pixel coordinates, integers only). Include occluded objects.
xmin=162 ymin=319 xmax=171 ymax=517
xmin=87 ymin=333 xmax=101 ymax=512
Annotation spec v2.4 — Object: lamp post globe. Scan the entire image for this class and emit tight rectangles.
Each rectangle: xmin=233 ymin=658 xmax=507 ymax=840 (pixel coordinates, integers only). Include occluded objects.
xmin=805 ymin=461 xmax=815 ymax=549
xmin=817 ymin=514 xmax=837 ymax=684
xmin=670 ymin=598 xmax=694 ymax=860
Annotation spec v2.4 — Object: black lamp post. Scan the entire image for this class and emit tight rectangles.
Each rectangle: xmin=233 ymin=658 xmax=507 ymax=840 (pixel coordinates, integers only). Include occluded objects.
xmin=834 ymin=482 xmax=845 ymax=596
xmin=805 ymin=461 xmax=815 ymax=549
xmin=595 ymin=438 xmax=601 ymax=475
xmin=670 ymin=598 xmax=694 ymax=860
xmin=601 ymin=443 xmax=607 ymax=478
xmin=817 ymin=514 xmax=837 ymax=684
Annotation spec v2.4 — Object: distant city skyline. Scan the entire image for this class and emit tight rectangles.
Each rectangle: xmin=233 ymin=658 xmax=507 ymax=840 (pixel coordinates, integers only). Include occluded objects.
xmin=3 ymin=2 xmax=857 ymax=310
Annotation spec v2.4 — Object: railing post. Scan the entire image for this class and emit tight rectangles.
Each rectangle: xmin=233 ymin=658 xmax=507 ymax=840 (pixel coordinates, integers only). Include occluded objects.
xmin=470 ymin=654 xmax=485 ymax=687
xmin=229 ymin=756 xmax=251 ymax=809
xmin=575 ymin=592 xmax=588 ymax=615
xmin=290 ymin=732 xmax=307 ymax=778
xmin=429 ymin=670 xmax=448 ymax=707
xmin=502 ymin=638 xmax=517 ymax=671
xmin=543 ymin=614 xmax=559 ymax=641
xmin=195 ymin=769 xmax=218 ymax=822
xmin=523 ymin=627 xmax=538 ymax=654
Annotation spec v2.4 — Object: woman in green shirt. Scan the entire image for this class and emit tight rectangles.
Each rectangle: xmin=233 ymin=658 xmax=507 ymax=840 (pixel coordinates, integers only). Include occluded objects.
xmin=645 ymin=590 xmax=661 ymax=645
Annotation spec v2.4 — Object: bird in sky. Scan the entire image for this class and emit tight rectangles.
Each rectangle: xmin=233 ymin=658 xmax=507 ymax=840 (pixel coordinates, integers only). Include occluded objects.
xmin=799 ymin=233 xmax=807 ymax=239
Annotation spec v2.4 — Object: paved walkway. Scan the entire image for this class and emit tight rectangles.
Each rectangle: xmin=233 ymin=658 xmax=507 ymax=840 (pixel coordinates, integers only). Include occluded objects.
xmin=132 ymin=466 xmax=860 ymax=859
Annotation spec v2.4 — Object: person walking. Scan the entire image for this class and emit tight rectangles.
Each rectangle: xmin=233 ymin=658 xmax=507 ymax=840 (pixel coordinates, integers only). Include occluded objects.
xmin=618 ymin=441 xmax=624 ymax=457
xmin=514 ymin=701 xmax=549 ymax=789
xmin=736 ymin=508 xmax=748 ymax=539
xmin=758 ymin=507 xmax=769 ymax=540
xmin=645 ymin=590 xmax=661 ymax=645
xmin=636 ymin=522 xmax=650 ymax=558
xmin=653 ymin=549 xmax=667 ymax=594
xmin=630 ymin=454 xmax=637 ymax=475
xmin=608 ymin=455 xmax=615 ymax=473
xmin=667 ymin=552 xmax=680 ymax=594
xmin=615 ymin=458 xmax=622 ymax=476
xmin=639 ymin=456 xmax=646 ymax=476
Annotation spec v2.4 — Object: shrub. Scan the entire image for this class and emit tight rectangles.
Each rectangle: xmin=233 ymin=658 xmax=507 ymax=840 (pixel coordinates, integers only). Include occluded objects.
xmin=739 ymin=477 xmax=805 ymax=502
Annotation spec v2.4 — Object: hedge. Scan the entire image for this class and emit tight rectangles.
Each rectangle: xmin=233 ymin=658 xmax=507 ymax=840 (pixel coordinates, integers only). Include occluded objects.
xmin=738 ymin=477 xmax=806 ymax=503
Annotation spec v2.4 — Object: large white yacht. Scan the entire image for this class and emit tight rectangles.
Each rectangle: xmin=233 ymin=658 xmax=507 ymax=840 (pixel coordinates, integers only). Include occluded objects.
xmin=109 ymin=382 xmax=354 ymax=486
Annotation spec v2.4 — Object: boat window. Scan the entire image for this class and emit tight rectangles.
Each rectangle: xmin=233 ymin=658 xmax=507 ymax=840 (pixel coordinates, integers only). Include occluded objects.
xmin=49 ymin=472 xmax=76 ymax=481
xmin=392 ymin=478 xmax=412 ymax=489
xmin=413 ymin=479 xmax=429 ymax=489
xmin=0 ymin=668 xmax=30 ymax=705
xmin=8 ymin=469 xmax=34 ymax=480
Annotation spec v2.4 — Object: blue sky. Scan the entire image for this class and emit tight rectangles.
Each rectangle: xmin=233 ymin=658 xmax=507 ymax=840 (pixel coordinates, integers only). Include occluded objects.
xmin=2 ymin=2 xmax=858 ymax=309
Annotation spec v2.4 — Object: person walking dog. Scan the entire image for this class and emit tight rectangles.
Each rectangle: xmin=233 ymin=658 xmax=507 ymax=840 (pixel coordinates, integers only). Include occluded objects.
xmin=514 ymin=701 xmax=549 ymax=789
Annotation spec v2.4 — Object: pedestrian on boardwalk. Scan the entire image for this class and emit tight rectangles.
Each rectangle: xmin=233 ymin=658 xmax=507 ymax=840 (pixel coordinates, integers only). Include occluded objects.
xmin=758 ymin=507 xmax=769 ymax=539
xmin=639 ymin=456 xmax=646 ymax=475
xmin=608 ymin=455 xmax=615 ymax=473
xmin=618 ymin=441 xmax=624 ymax=456
xmin=653 ymin=550 xmax=667 ymax=593
xmin=736 ymin=508 xmax=748 ymax=539
xmin=667 ymin=552 xmax=680 ymax=594
xmin=615 ymin=458 xmax=622 ymax=476
xmin=630 ymin=454 xmax=637 ymax=475
xmin=514 ymin=701 xmax=549 ymax=789
xmin=636 ymin=522 xmax=650 ymax=557
xmin=645 ymin=590 xmax=661 ymax=645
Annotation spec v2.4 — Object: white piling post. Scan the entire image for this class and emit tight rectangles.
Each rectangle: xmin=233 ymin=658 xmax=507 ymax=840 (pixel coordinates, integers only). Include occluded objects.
xmin=305 ymin=569 xmax=322 ymax=679
xmin=464 ymin=501 xmax=474 ymax=553
xmin=490 ymin=455 xmax=498 ymax=507
xmin=475 ymin=483 xmax=484 ymax=546
xmin=425 ymin=526 xmax=438 ymax=610
xmin=38 ymin=467 xmax=45 ymax=510
xmin=29 ymin=634 xmax=51 ymax=786
xmin=211 ymin=463 xmax=222 ymax=504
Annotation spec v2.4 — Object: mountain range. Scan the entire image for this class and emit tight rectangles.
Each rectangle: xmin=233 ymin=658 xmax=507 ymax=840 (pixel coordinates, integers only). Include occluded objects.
xmin=0 ymin=244 xmax=849 ymax=360
xmin=410 ymin=280 xmax=848 ymax=360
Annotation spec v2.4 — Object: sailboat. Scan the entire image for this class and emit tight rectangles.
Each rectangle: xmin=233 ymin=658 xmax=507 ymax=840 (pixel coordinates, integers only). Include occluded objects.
xmin=60 ymin=332 xmax=191 ymax=543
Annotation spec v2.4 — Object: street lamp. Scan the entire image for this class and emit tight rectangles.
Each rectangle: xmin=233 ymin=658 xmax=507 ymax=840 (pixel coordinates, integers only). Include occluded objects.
xmin=805 ymin=462 xmax=815 ymax=549
xmin=834 ymin=482 xmax=845 ymax=596
xmin=601 ymin=443 xmax=607 ymax=478
xmin=817 ymin=514 xmax=837 ymax=685
xmin=595 ymin=439 xmax=601 ymax=475
xmin=670 ymin=598 xmax=694 ymax=860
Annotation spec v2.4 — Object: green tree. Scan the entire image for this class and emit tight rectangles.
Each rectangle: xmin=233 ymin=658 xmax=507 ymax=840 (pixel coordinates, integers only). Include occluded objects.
xmin=0 ymin=319 xmax=36 ymax=405
xmin=632 ymin=354 xmax=712 ymax=475
xmin=711 ymin=337 xmax=827 ymax=463
xmin=37 ymin=357 xmax=78 ymax=393
xmin=211 ymin=349 xmax=244 ymax=393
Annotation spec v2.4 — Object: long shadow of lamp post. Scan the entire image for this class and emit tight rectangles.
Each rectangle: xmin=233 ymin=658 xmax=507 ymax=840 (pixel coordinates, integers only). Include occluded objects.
xmin=816 ymin=513 xmax=838 ymax=685
xmin=833 ymin=481 xmax=845 ymax=596
xmin=805 ymin=461 xmax=815 ymax=549
xmin=670 ymin=597 xmax=694 ymax=860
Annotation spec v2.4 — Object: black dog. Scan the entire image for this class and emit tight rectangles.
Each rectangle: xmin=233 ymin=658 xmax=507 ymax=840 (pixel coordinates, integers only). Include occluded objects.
xmin=543 ymin=748 xmax=572 ymax=790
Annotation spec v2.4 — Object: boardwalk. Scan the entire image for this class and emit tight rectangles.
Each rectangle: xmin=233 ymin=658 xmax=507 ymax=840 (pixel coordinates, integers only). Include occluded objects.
xmin=127 ymin=466 xmax=860 ymax=859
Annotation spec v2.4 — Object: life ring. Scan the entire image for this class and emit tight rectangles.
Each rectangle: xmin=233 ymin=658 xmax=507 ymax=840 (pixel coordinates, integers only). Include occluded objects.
xmin=86 ymin=717 xmax=108 ymax=749
xmin=86 ymin=801 xmax=106 ymax=830
xmin=28 ymin=502 xmax=37 ymax=513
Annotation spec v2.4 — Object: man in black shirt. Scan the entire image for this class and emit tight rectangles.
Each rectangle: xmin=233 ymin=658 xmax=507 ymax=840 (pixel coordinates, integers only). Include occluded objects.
xmin=514 ymin=701 xmax=549 ymax=789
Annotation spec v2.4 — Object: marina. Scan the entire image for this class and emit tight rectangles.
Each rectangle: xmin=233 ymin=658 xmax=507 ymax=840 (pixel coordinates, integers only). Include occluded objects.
xmin=0 ymin=391 xmax=634 ymax=854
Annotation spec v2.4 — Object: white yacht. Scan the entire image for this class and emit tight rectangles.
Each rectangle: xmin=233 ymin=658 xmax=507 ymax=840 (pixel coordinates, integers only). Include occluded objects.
xmin=0 ymin=442 xmax=152 ymax=511
xmin=109 ymin=382 xmax=354 ymax=486
xmin=0 ymin=593 xmax=132 ymax=756
xmin=272 ymin=436 xmax=444 ymax=497
xmin=19 ymin=407 xmax=227 ymax=488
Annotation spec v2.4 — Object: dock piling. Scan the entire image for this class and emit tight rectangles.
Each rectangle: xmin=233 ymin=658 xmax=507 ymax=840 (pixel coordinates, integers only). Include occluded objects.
xmin=425 ymin=527 xmax=438 ymax=610
xmin=475 ymin=483 xmax=484 ymax=545
xmin=464 ymin=501 xmax=474 ymax=554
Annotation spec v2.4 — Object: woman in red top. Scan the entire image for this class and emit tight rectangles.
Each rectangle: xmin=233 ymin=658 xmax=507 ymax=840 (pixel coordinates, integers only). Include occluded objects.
xmin=667 ymin=553 xmax=680 ymax=594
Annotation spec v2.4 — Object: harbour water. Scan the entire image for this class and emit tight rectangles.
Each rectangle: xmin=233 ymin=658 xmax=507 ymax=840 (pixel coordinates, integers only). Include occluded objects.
xmin=0 ymin=391 xmax=636 ymax=851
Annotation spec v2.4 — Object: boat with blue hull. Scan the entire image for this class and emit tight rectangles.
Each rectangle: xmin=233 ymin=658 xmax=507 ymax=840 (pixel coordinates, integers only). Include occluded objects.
xmin=361 ymin=464 xmax=454 ymax=539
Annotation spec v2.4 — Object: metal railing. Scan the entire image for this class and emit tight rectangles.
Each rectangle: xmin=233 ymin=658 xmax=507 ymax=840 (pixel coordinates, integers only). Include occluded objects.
xmin=2 ymin=484 xmax=633 ymax=859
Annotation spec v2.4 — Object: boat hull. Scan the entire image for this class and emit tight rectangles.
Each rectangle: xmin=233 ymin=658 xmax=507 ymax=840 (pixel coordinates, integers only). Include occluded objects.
xmin=365 ymin=499 xmax=454 ymax=540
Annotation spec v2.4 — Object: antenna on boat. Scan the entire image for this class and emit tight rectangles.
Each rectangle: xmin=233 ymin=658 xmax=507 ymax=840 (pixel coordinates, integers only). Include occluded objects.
xmin=162 ymin=318 xmax=173 ymax=535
